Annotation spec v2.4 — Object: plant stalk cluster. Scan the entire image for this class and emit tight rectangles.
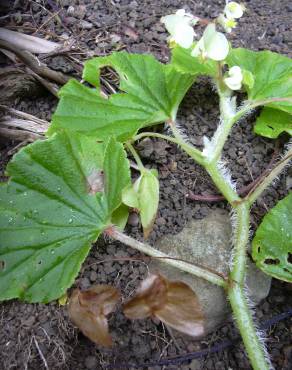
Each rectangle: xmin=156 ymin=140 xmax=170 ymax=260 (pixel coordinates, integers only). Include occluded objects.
xmin=106 ymin=73 xmax=291 ymax=370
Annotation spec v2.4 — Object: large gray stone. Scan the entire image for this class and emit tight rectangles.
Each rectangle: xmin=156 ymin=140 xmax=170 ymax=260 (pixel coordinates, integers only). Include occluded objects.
xmin=149 ymin=209 xmax=271 ymax=336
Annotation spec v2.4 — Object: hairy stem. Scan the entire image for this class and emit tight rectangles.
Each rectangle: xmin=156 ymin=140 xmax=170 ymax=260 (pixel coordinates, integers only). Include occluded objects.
xmin=207 ymin=166 xmax=271 ymax=370
xmin=228 ymin=286 xmax=271 ymax=370
xmin=105 ymin=226 xmax=227 ymax=288
xmin=204 ymin=82 xmax=272 ymax=369
xmin=205 ymin=162 xmax=240 ymax=203
xmin=228 ymin=203 xmax=271 ymax=370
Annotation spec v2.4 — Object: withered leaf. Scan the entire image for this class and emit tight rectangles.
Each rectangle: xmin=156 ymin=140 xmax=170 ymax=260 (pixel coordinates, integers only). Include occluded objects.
xmin=155 ymin=281 xmax=205 ymax=337
xmin=123 ymin=274 xmax=167 ymax=319
xmin=124 ymin=274 xmax=205 ymax=337
xmin=87 ymin=169 xmax=104 ymax=194
xmin=68 ymin=285 xmax=120 ymax=347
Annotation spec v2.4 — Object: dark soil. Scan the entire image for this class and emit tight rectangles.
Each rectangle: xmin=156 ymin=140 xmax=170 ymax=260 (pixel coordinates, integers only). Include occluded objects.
xmin=1 ymin=1 xmax=292 ymax=369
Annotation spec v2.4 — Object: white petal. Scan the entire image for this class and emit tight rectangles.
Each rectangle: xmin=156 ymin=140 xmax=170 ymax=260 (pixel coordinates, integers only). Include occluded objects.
xmin=204 ymin=30 xmax=229 ymax=61
xmin=224 ymin=2 xmax=244 ymax=19
xmin=176 ymin=9 xmax=186 ymax=17
xmin=174 ymin=24 xmax=195 ymax=48
xmin=229 ymin=66 xmax=243 ymax=79
xmin=202 ymin=23 xmax=216 ymax=45
xmin=224 ymin=77 xmax=242 ymax=90
xmin=224 ymin=66 xmax=243 ymax=90
xmin=161 ymin=14 xmax=182 ymax=35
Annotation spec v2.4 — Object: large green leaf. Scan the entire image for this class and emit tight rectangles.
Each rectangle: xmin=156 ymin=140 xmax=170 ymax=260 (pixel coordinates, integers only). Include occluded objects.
xmin=0 ymin=133 xmax=130 ymax=302
xmin=170 ymin=46 xmax=217 ymax=76
xmin=252 ymin=193 xmax=292 ymax=282
xmin=254 ymin=107 xmax=292 ymax=138
xmin=227 ymin=48 xmax=292 ymax=114
xmin=48 ymin=52 xmax=195 ymax=141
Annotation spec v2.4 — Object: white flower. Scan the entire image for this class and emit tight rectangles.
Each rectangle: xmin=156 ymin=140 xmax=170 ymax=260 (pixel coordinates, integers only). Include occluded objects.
xmin=217 ymin=14 xmax=237 ymax=33
xmin=224 ymin=2 xmax=245 ymax=20
xmin=224 ymin=66 xmax=243 ymax=90
xmin=161 ymin=9 xmax=198 ymax=49
xmin=191 ymin=23 xmax=229 ymax=61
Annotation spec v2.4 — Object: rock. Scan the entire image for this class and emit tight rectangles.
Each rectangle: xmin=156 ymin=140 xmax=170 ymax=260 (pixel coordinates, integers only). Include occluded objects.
xmin=89 ymin=270 xmax=98 ymax=282
xmin=149 ymin=210 xmax=271 ymax=336
xmin=85 ymin=356 xmax=97 ymax=370
xmin=80 ymin=20 xmax=93 ymax=30
xmin=128 ymin=212 xmax=139 ymax=227
xmin=136 ymin=138 xmax=154 ymax=158
xmin=67 ymin=5 xmax=75 ymax=16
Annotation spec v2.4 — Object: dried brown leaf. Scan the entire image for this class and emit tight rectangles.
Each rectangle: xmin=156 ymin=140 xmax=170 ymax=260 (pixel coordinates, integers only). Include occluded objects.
xmin=156 ymin=281 xmax=205 ymax=337
xmin=124 ymin=274 xmax=205 ymax=337
xmin=68 ymin=285 xmax=120 ymax=347
xmin=124 ymin=274 xmax=167 ymax=319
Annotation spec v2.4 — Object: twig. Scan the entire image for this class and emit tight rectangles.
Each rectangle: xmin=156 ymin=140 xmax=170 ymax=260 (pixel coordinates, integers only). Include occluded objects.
xmin=27 ymin=68 xmax=59 ymax=96
xmin=33 ymin=336 xmax=49 ymax=370
xmin=0 ymin=40 xmax=69 ymax=85
xmin=34 ymin=9 xmax=63 ymax=35
xmin=0 ymin=118 xmax=46 ymax=134
xmin=0 ymin=105 xmax=48 ymax=127
xmin=0 ymin=127 xmax=42 ymax=141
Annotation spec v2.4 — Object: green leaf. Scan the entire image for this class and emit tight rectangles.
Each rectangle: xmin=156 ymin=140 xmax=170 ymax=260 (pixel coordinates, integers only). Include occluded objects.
xmin=122 ymin=183 xmax=140 ymax=209
xmin=138 ymin=169 xmax=159 ymax=238
xmin=122 ymin=169 xmax=159 ymax=237
xmin=48 ymin=52 xmax=195 ymax=141
xmin=227 ymin=48 xmax=292 ymax=114
xmin=111 ymin=204 xmax=129 ymax=231
xmin=252 ymin=193 xmax=292 ymax=282
xmin=170 ymin=46 xmax=217 ymax=76
xmin=103 ymin=137 xmax=131 ymax=214
xmin=0 ymin=133 xmax=130 ymax=302
xmin=242 ymin=69 xmax=254 ymax=90
xmin=254 ymin=107 xmax=292 ymax=138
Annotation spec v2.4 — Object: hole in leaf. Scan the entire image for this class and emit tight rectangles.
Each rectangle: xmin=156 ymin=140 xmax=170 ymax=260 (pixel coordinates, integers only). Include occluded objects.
xmin=257 ymin=246 xmax=261 ymax=253
xmin=287 ymin=252 xmax=292 ymax=264
xmin=264 ymin=258 xmax=280 ymax=265
xmin=121 ymin=72 xmax=128 ymax=81
xmin=38 ymin=260 xmax=42 ymax=265
xmin=267 ymin=125 xmax=274 ymax=130
xmin=99 ymin=67 xmax=121 ymax=96
xmin=0 ymin=260 xmax=5 ymax=271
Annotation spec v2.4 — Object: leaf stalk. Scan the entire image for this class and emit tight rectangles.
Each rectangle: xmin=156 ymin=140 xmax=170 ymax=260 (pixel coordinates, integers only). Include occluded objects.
xmin=104 ymin=226 xmax=227 ymax=288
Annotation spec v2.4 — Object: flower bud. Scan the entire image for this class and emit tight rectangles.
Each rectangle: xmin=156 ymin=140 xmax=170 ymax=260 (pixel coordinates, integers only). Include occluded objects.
xmin=224 ymin=66 xmax=243 ymax=90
